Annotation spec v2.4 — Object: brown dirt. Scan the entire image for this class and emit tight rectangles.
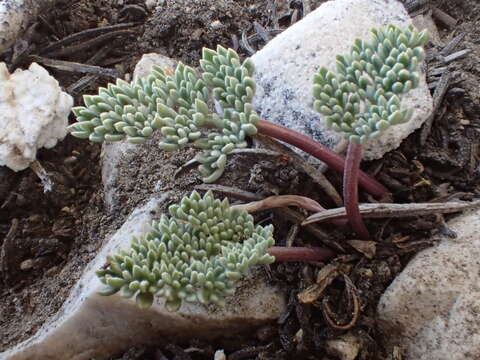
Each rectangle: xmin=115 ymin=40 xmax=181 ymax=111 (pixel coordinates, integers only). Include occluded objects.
xmin=0 ymin=0 xmax=479 ymax=359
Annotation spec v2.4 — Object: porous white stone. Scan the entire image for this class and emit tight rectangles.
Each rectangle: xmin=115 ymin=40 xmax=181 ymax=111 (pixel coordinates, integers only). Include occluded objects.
xmin=0 ymin=0 xmax=55 ymax=54
xmin=0 ymin=62 xmax=73 ymax=171
xmin=251 ymin=0 xmax=433 ymax=160
xmin=1 ymin=195 xmax=285 ymax=360
xmin=377 ymin=209 xmax=480 ymax=360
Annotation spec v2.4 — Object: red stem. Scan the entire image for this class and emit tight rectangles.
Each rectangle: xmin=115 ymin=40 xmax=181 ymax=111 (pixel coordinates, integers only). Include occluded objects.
xmin=344 ymin=142 xmax=370 ymax=239
xmin=257 ymin=120 xmax=387 ymax=199
xmin=267 ymin=246 xmax=335 ymax=262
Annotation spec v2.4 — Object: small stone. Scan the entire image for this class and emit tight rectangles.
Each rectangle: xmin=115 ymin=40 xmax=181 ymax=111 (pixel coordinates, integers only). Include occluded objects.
xmin=210 ymin=20 xmax=222 ymax=30
xmin=63 ymin=156 xmax=77 ymax=165
xmin=20 ymin=259 xmax=34 ymax=271
xmin=325 ymin=333 xmax=361 ymax=360
xmin=214 ymin=350 xmax=226 ymax=360
xmin=145 ymin=0 xmax=154 ymax=9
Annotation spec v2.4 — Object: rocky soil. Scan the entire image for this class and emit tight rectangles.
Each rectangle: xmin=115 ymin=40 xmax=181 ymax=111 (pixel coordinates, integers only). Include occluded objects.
xmin=0 ymin=0 xmax=479 ymax=359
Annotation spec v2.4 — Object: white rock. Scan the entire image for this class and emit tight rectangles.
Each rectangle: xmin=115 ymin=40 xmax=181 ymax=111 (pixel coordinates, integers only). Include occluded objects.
xmin=0 ymin=62 xmax=73 ymax=171
xmin=0 ymin=0 xmax=55 ymax=54
xmin=251 ymin=0 xmax=433 ymax=160
xmin=325 ymin=333 xmax=361 ymax=360
xmin=377 ymin=209 xmax=480 ymax=360
xmin=213 ymin=349 xmax=226 ymax=360
xmin=133 ymin=53 xmax=176 ymax=79
xmin=145 ymin=0 xmax=165 ymax=10
xmin=1 ymin=195 xmax=285 ymax=360
xmin=145 ymin=0 xmax=157 ymax=10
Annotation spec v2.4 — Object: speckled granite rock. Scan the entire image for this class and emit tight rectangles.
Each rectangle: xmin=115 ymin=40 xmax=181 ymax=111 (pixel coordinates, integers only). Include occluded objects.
xmin=251 ymin=0 xmax=433 ymax=160
xmin=377 ymin=209 xmax=480 ymax=360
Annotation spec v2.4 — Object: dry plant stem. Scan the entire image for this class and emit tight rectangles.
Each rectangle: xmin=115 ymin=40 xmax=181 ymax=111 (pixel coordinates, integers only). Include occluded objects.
xmin=302 ymin=200 xmax=480 ymax=225
xmin=231 ymin=195 xmax=325 ymax=213
xmin=344 ymin=142 xmax=370 ymax=240
xmin=232 ymin=195 xmax=347 ymax=226
xmin=267 ymin=246 xmax=334 ymax=262
xmin=256 ymin=120 xmax=387 ymax=198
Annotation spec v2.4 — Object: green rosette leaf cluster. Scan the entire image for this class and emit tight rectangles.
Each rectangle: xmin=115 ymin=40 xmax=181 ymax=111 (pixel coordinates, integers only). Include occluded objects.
xmin=313 ymin=25 xmax=429 ymax=143
xmin=68 ymin=63 xmax=209 ymax=146
xmin=195 ymin=46 xmax=259 ymax=183
xmin=67 ymin=46 xmax=259 ymax=183
xmin=96 ymin=191 xmax=275 ymax=311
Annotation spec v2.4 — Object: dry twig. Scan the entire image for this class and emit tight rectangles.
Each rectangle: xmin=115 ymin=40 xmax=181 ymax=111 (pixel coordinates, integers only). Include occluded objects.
xmin=29 ymin=56 xmax=119 ymax=78
xmin=231 ymin=195 xmax=325 ymax=213
xmin=303 ymin=200 xmax=480 ymax=225
xmin=420 ymin=70 xmax=452 ymax=144
xmin=40 ymin=23 xmax=138 ymax=54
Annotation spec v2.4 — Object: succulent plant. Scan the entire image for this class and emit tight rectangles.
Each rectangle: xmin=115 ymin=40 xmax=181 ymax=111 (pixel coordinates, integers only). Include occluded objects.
xmin=67 ymin=46 xmax=259 ymax=183
xmin=96 ymin=190 xmax=275 ymax=311
xmin=313 ymin=25 xmax=429 ymax=143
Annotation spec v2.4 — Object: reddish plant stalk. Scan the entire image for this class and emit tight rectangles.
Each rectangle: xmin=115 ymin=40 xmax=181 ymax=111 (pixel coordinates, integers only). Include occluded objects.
xmin=257 ymin=120 xmax=387 ymax=199
xmin=344 ymin=141 xmax=370 ymax=240
xmin=267 ymin=246 xmax=335 ymax=262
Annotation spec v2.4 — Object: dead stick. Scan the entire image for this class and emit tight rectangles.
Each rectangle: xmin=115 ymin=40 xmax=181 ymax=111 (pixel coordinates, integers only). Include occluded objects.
xmin=40 ymin=23 xmax=139 ymax=54
xmin=231 ymin=195 xmax=325 ymax=213
xmin=420 ymin=71 xmax=451 ymax=145
xmin=303 ymin=200 xmax=480 ymax=224
xmin=29 ymin=56 xmax=119 ymax=78
xmin=432 ymin=7 xmax=457 ymax=28
xmin=48 ymin=30 xmax=135 ymax=58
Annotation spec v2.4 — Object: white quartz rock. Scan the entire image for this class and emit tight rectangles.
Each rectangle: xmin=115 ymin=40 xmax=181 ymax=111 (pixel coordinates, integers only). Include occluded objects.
xmin=251 ymin=0 xmax=433 ymax=160
xmin=0 ymin=195 xmax=285 ymax=360
xmin=0 ymin=0 xmax=55 ymax=54
xmin=0 ymin=62 xmax=73 ymax=171
xmin=377 ymin=209 xmax=480 ymax=360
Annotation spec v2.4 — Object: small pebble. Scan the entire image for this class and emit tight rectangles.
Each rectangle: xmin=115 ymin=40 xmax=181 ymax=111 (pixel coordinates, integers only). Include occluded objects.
xmin=210 ymin=20 xmax=222 ymax=30
xmin=145 ymin=0 xmax=156 ymax=10
xmin=213 ymin=350 xmax=226 ymax=360
xmin=64 ymin=156 xmax=77 ymax=165
xmin=20 ymin=259 xmax=34 ymax=271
